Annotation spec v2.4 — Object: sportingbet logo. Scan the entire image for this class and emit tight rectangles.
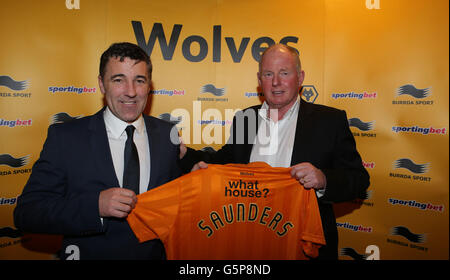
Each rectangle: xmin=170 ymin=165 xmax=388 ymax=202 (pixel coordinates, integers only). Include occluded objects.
xmin=48 ymin=86 xmax=96 ymax=94
xmin=150 ymin=89 xmax=185 ymax=96
xmin=0 ymin=196 xmax=17 ymax=206
xmin=336 ymin=222 xmax=373 ymax=233
xmin=392 ymin=125 xmax=446 ymax=135
xmin=331 ymin=91 xmax=377 ymax=100
xmin=0 ymin=118 xmax=32 ymax=128
xmin=362 ymin=161 xmax=375 ymax=169
xmin=388 ymin=198 xmax=444 ymax=212
xmin=197 ymin=119 xmax=232 ymax=126
xmin=244 ymin=92 xmax=263 ymax=98
xmin=132 ymin=21 xmax=299 ymax=63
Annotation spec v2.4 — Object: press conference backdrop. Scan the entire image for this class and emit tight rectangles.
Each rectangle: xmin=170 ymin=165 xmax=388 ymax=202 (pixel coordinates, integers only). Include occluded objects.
xmin=0 ymin=0 xmax=448 ymax=260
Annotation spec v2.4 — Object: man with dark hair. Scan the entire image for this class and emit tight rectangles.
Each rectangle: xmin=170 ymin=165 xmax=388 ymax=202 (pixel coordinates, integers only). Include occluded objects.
xmin=180 ymin=43 xmax=370 ymax=259
xmin=14 ymin=42 xmax=182 ymax=259
xmin=99 ymin=42 xmax=152 ymax=80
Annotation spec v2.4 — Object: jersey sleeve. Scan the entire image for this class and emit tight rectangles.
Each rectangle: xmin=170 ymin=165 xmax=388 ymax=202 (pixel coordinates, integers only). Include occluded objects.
xmin=127 ymin=177 xmax=182 ymax=243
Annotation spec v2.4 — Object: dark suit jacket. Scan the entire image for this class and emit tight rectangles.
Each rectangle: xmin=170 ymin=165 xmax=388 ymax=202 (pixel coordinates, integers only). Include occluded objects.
xmin=180 ymin=98 xmax=370 ymax=259
xmin=14 ymin=108 xmax=182 ymax=259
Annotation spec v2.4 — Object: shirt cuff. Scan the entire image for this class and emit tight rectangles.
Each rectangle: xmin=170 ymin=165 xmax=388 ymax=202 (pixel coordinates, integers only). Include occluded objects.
xmin=315 ymin=188 xmax=326 ymax=198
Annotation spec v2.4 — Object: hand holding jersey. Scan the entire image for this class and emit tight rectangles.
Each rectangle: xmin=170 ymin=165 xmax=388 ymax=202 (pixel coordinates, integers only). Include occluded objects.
xmin=290 ymin=162 xmax=327 ymax=191
xmin=99 ymin=188 xmax=137 ymax=218
xmin=191 ymin=161 xmax=208 ymax=172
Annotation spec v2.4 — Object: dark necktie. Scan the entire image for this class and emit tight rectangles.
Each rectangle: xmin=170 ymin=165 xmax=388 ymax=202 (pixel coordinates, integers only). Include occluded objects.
xmin=123 ymin=125 xmax=140 ymax=194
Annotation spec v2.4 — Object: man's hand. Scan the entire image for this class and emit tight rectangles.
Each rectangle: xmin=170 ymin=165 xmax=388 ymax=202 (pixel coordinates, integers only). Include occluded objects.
xmin=191 ymin=161 xmax=208 ymax=172
xmin=99 ymin=188 xmax=137 ymax=218
xmin=290 ymin=162 xmax=327 ymax=191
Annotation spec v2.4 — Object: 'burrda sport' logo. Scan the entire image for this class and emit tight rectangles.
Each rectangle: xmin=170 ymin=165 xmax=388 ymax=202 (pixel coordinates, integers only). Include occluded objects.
xmin=0 ymin=75 xmax=28 ymax=91
xmin=392 ymin=84 xmax=434 ymax=105
xmin=389 ymin=158 xmax=432 ymax=183
xmin=387 ymin=226 xmax=429 ymax=253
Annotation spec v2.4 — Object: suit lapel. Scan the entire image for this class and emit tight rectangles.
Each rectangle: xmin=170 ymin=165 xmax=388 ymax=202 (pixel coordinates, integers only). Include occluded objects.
xmin=242 ymin=106 xmax=261 ymax=163
xmin=144 ymin=116 xmax=160 ymax=190
xmin=290 ymin=98 xmax=313 ymax=165
xmin=88 ymin=108 xmax=120 ymax=188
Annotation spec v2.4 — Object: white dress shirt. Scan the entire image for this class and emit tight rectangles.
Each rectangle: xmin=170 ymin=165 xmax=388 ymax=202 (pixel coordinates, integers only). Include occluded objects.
xmin=103 ymin=107 xmax=150 ymax=194
xmin=250 ymin=97 xmax=325 ymax=197
xmin=250 ymin=97 xmax=299 ymax=167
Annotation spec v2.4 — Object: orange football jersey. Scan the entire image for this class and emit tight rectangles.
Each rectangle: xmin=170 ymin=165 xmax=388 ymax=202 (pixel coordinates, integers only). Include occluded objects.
xmin=127 ymin=162 xmax=325 ymax=259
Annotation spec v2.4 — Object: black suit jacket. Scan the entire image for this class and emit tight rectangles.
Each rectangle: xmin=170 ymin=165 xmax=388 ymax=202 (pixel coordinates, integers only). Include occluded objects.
xmin=180 ymin=98 xmax=370 ymax=259
xmin=14 ymin=108 xmax=182 ymax=259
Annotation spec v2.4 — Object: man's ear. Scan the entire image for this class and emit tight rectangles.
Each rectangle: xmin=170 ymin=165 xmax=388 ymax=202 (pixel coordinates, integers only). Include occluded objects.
xmin=98 ymin=75 xmax=105 ymax=94
xmin=298 ymin=70 xmax=305 ymax=87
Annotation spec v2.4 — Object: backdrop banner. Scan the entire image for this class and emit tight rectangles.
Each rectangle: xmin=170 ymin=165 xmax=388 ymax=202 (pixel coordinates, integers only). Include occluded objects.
xmin=1 ymin=0 xmax=448 ymax=260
